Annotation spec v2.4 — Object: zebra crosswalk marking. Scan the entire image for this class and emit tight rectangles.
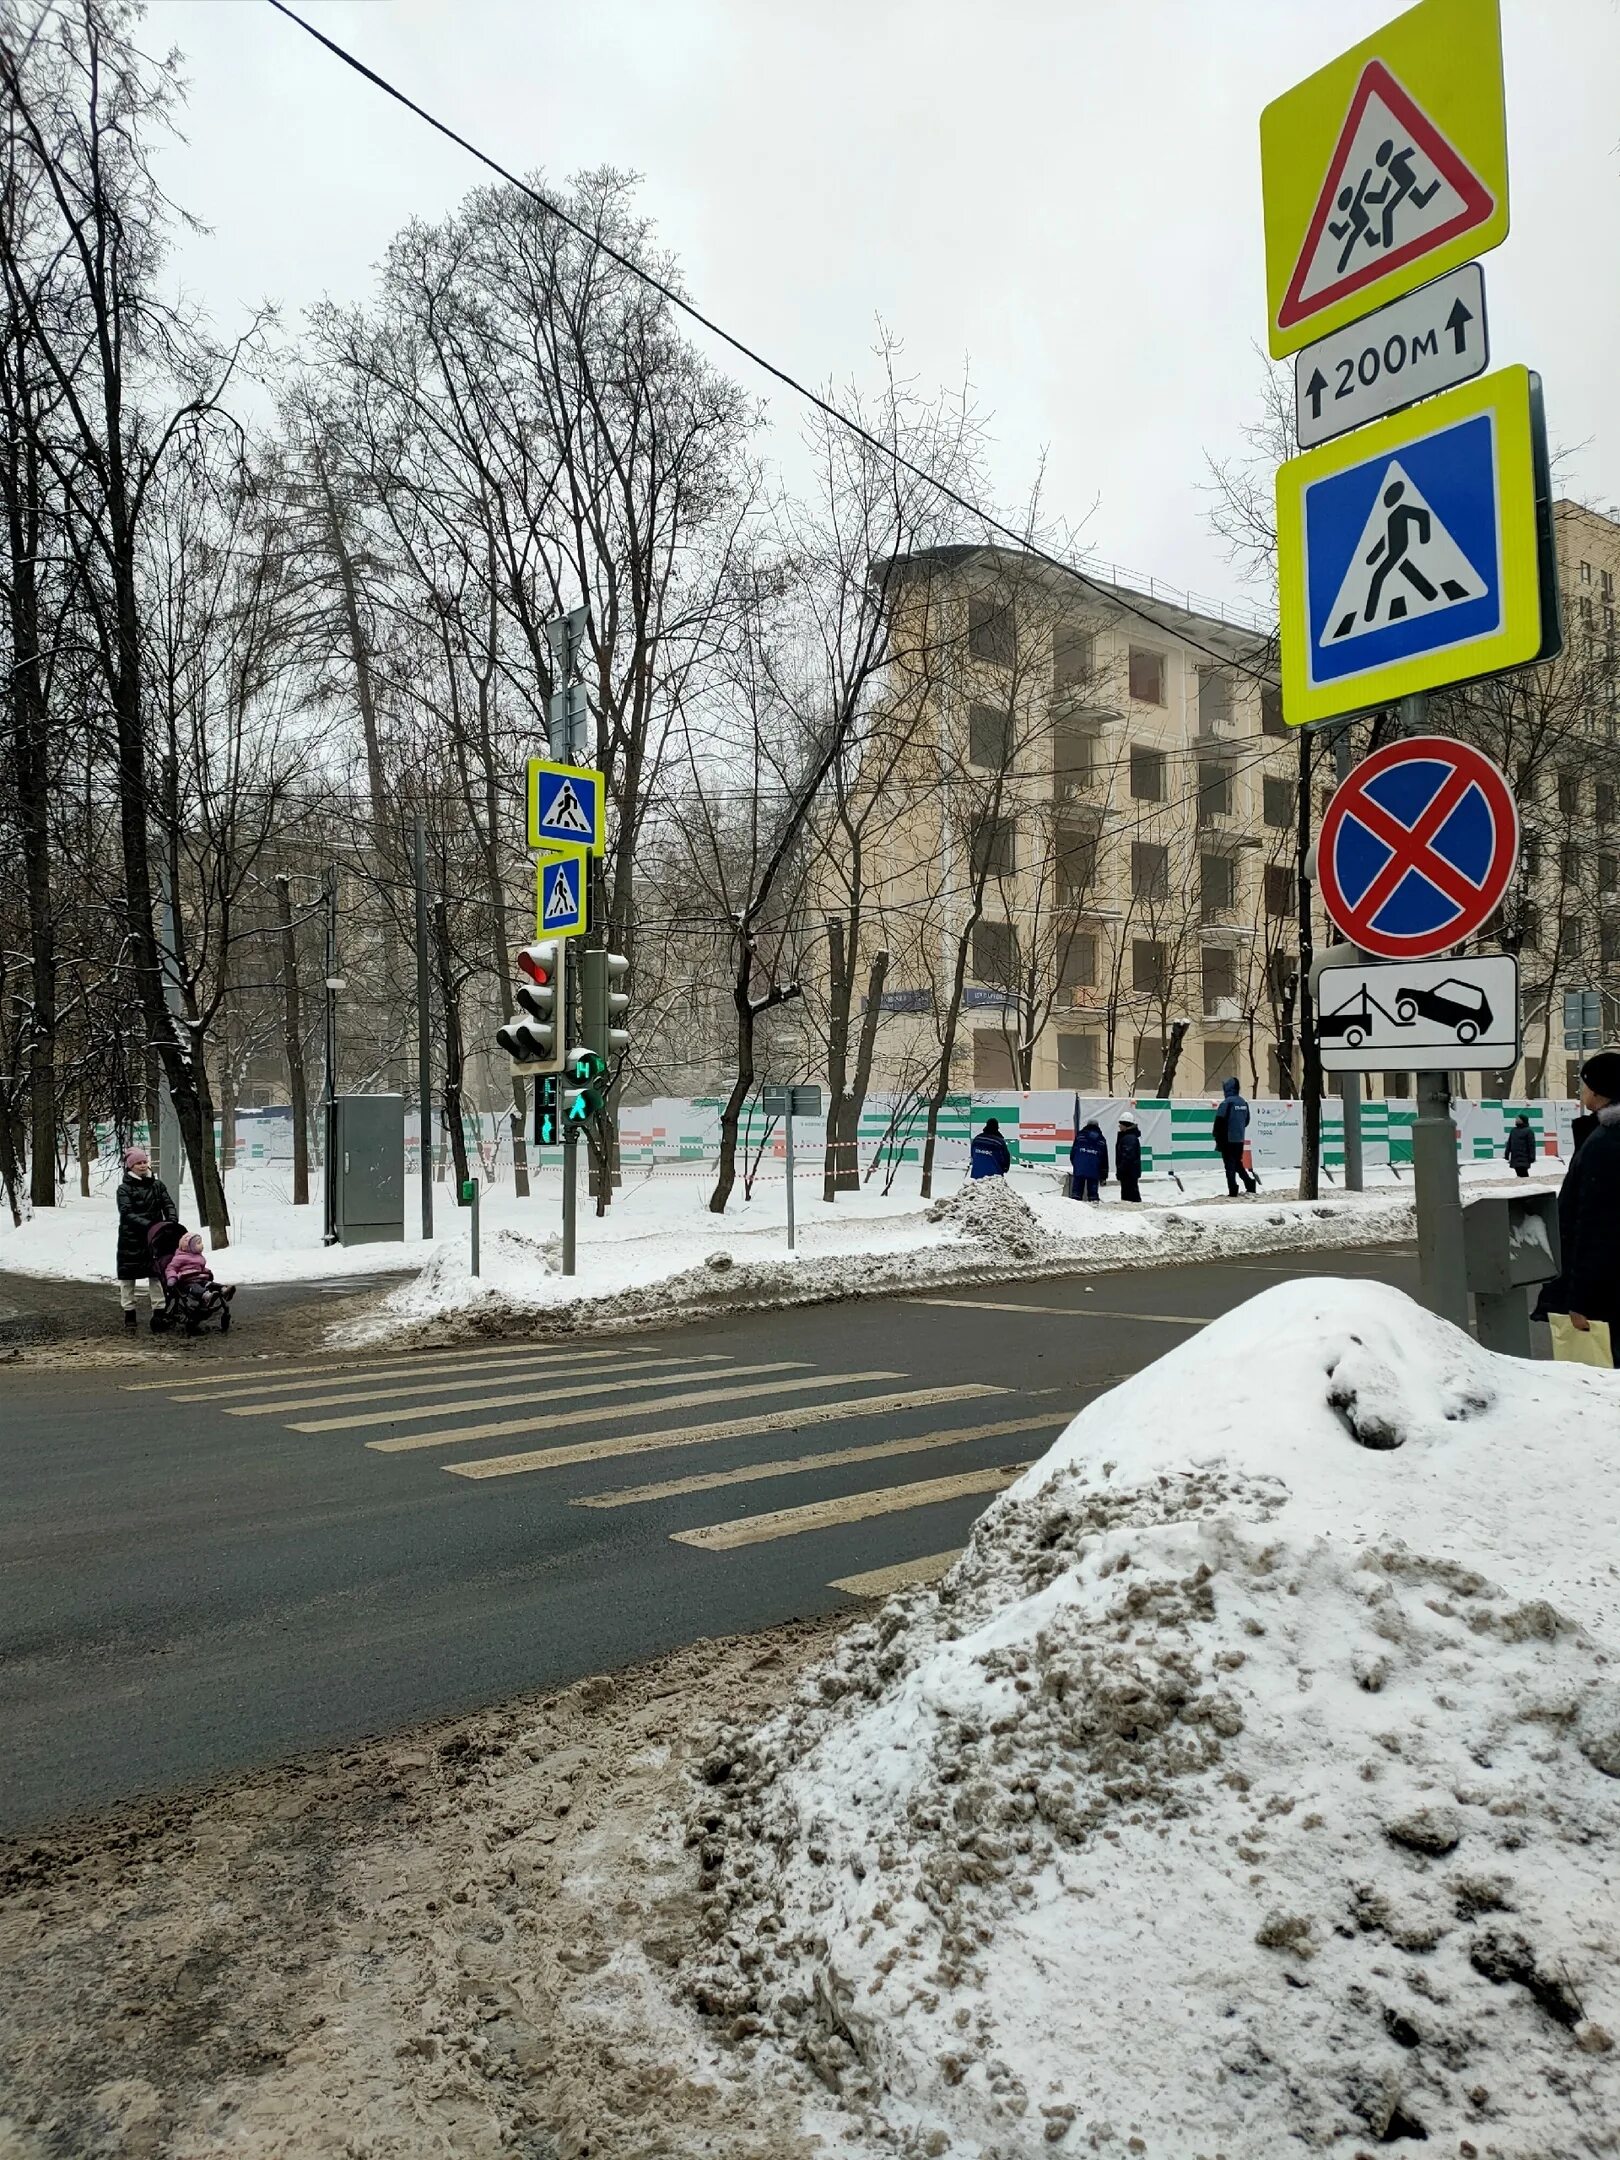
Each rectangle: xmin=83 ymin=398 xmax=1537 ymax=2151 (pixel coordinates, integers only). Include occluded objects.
xmin=669 ymin=1464 xmax=1029 ymax=1551
xmin=290 ymin=1360 xmax=810 ymax=1436
xmin=124 ymin=1340 xmax=587 ymax=1393
xmin=574 ymin=1412 xmax=1061 ymax=1510
xmin=430 ymin=1371 xmax=920 ymax=1469
xmin=909 ymin=1297 xmax=1206 ymax=1325
xmin=219 ymin=1353 xmax=724 ymax=1419
xmin=155 ymin=1345 xmax=629 ymax=1405
xmin=829 ymin=1549 xmax=964 ymax=1598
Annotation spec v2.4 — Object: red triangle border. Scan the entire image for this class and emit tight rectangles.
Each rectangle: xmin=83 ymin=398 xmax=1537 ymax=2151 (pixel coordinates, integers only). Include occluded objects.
xmin=1277 ymin=59 xmax=1495 ymax=332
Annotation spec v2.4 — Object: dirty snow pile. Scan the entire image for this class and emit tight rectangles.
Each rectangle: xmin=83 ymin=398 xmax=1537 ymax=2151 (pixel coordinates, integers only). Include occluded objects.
xmin=925 ymin=1176 xmax=1060 ymax=1262
xmin=691 ymin=1281 xmax=1620 ymax=2156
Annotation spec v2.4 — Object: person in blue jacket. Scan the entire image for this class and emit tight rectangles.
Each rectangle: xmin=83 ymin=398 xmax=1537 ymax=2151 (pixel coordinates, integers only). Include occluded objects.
xmin=1115 ymin=1113 xmax=1143 ymax=1203
xmin=1213 ymin=1076 xmax=1259 ymax=1196
xmin=970 ymin=1117 xmax=1011 ymax=1179
xmin=1069 ymin=1117 xmax=1109 ymax=1202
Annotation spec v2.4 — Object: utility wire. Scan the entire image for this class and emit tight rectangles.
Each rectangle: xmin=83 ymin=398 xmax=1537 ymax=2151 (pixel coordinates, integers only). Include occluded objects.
xmin=265 ymin=0 xmax=1279 ymax=689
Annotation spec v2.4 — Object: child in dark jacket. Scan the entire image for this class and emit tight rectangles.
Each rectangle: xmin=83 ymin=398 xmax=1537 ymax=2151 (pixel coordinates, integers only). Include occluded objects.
xmin=115 ymin=1145 xmax=177 ymax=1329
xmin=1070 ymin=1119 xmax=1109 ymax=1203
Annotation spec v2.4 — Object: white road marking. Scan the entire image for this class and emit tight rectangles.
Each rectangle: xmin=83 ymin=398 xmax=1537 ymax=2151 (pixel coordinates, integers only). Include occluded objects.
xmin=669 ymin=1464 xmax=1029 ymax=1550
xmin=219 ymin=1352 xmax=724 ymax=1418
xmin=829 ymin=1549 xmax=964 ymax=1598
xmin=290 ymin=1360 xmax=810 ymax=1435
xmin=574 ymin=1413 xmax=1061 ymax=1510
xmin=907 ymin=1297 xmax=1206 ymax=1325
xmin=124 ymin=1339 xmax=587 ymax=1393
xmin=431 ymin=1372 xmax=925 ymax=1471
xmin=171 ymin=1344 xmax=634 ymax=1405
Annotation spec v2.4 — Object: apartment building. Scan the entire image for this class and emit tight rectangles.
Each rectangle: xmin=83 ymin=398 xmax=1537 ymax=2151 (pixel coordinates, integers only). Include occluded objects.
xmin=836 ymin=546 xmax=1302 ymax=1098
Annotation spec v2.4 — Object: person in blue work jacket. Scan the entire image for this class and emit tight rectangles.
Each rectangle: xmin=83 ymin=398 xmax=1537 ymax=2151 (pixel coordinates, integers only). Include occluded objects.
xmin=1213 ymin=1076 xmax=1259 ymax=1196
xmin=970 ymin=1117 xmax=1011 ymax=1179
xmin=1114 ymin=1113 xmax=1143 ymax=1203
xmin=1069 ymin=1117 xmax=1109 ymax=1202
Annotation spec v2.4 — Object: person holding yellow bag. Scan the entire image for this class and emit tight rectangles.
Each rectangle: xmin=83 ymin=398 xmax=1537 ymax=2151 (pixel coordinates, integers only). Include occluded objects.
xmin=1548 ymin=1051 xmax=1620 ymax=1367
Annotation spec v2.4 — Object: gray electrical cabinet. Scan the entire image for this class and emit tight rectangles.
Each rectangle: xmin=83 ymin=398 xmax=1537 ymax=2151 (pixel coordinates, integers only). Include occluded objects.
xmin=332 ymin=1094 xmax=405 ymax=1246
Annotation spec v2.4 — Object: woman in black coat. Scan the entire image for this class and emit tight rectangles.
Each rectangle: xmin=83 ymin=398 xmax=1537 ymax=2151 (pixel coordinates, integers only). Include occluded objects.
xmin=115 ymin=1144 xmax=177 ymax=1330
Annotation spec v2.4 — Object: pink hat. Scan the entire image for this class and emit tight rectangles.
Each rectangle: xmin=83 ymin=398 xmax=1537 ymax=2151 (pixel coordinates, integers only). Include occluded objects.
xmin=124 ymin=1145 xmax=150 ymax=1170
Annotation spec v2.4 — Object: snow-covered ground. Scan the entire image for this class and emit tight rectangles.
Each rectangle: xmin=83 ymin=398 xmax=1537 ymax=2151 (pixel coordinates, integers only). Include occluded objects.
xmin=693 ymin=1278 xmax=1620 ymax=2154
xmin=0 ymin=1156 xmax=1563 ymax=1338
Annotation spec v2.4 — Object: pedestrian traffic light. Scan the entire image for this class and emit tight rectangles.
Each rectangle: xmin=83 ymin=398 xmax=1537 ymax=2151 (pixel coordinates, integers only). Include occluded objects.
xmin=533 ymin=1073 xmax=562 ymax=1147
xmin=562 ymin=1046 xmax=610 ymax=1125
xmin=496 ymin=940 xmax=566 ymax=1073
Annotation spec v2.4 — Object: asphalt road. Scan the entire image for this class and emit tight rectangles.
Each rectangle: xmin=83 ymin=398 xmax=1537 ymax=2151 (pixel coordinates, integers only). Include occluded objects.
xmin=1 ymin=1243 xmax=1423 ymax=1835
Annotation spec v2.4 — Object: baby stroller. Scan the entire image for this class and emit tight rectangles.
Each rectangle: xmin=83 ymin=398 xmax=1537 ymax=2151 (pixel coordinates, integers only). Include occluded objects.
xmin=146 ymin=1220 xmax=234 ymax=1335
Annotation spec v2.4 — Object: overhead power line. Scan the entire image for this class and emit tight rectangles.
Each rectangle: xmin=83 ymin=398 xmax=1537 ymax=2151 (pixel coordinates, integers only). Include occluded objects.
xmin=265 ymin=0 xmax=1280 ymax=689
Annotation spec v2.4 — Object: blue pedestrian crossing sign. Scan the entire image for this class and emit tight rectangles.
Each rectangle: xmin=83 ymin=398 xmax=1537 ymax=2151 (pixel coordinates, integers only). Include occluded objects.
xmin=535 ymin=850 xmax=587 ymax=940
xmin=1276 ymin=365 xmax=1546 ymax=727
xmin=527 ymin=758 xmax=604 ymax=856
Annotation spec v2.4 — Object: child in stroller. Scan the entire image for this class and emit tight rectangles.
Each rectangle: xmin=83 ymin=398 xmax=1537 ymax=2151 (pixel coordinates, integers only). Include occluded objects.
xmin=147 ymin=1221 xmax=236 ymax=1335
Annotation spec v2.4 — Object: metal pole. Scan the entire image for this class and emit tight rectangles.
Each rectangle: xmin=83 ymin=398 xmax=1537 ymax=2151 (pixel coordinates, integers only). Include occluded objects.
xmin=469 ymin=1179 xmax=480 ymax=1278
xmin=412 ymin=811 xmax=433 ymax=1242
xmin=1333 ymin=722 xmax=1365 ymax=1192
xmin=785 ymin=1111 xmax=796 ymax=1252
xmin=562 ymin=1123 xmax=577 ymax=1277
xmin=322 ymin=865 xmax=339 ymax=1246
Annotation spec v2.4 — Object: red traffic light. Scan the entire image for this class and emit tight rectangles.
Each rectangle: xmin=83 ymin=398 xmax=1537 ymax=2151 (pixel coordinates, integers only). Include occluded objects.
xmin=517 ymin=941 xmax=558 ymax=988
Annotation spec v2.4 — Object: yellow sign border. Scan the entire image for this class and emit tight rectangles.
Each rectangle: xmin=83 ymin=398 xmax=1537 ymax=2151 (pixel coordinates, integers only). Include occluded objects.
xmin=1260 ymin=0 xmax=1508 ymax=360
xmin=534 ymin=847 xmax=588 ymax=940
xmin=526 ymin=758 xmax=605 ymax=856
xmin=1276 ymin=363 xmax=1541 ymax=728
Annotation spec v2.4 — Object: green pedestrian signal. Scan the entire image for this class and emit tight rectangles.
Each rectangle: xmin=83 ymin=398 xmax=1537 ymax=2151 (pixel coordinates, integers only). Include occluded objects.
xmin=563 ymin=1046 xmax=610 ymax=1124
xmin=533 ymin=1072 xmax=562 ymax=1147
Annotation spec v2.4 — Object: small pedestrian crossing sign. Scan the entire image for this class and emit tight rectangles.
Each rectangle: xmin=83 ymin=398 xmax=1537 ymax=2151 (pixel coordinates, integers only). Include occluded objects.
xmin=536 ymin=851 xmax=587 ymax=940
xmin=1276 ymin=365 xmax=1545 ymax=727
xmin=527 ymin=758 xmax=604 ymax=856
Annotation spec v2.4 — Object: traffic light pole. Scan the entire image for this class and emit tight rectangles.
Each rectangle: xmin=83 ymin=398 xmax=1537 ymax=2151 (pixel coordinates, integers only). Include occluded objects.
xmin=322 ymin=866 xmax=339 ymax=1247
xmin=413 ymin=811 xmax=433 ymax=1242
xmin=562 ymin=1125 xmax=578 ymax=1277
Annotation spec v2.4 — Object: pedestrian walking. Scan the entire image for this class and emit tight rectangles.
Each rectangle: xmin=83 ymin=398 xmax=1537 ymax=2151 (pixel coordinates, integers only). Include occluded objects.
xmin=1213 ymin=1077 xmax=1259 ymax=1196
xmin=1503 ymin=1114 xmax=1536 ymax=1178
xmin=1548 ymin=1051 xmax=1620 ymax=1361
xmin=115 ymin=1145 xmax=177 ymax=1331
xmin=1115 ymin=1113 xmax=1143 ymax=1204
xmin=1069 ymin=1118 xmax=1109 ymax=1204
xmin=970 ymin=1117 xmax=1011 ymax=1181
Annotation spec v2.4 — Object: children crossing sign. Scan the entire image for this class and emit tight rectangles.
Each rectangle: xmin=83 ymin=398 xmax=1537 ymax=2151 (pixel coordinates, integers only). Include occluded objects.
xmin=1275 ymin=365 xmax=1544 ymax=727
xmin=526 ymin=759 xmax=605 ymax=856
xmin=1260 ymin=0 xmax=1508 ymax=358
xmin=535 ymin=850 xmax=587 ymax=940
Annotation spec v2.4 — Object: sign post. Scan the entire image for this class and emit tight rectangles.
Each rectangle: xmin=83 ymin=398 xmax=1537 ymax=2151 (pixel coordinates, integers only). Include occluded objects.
xmin=763 ymin=1083 xmax=822 ymax=1253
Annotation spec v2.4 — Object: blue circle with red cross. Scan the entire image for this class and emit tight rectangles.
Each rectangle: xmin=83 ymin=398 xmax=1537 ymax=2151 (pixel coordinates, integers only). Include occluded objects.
xmin=1317 ymin=735 xmax=1519 ymax=961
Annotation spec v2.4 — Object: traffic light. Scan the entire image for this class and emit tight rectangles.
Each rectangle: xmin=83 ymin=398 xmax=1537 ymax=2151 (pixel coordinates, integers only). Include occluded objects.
xmin=581 ymin=948 xmax=630 ymax=1056
xmin=533 ymin=1073 xmax=562 ymax=1147
xmin=496 ymin=940 xmax=566 ymax=1073
xmin=562 ymin=1046 xmax=610 ymax=1125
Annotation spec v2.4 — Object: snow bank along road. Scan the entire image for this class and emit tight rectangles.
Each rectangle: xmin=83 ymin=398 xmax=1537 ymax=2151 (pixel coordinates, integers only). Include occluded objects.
xmin=0 ymin=1244 xmax=1428 ymax=1833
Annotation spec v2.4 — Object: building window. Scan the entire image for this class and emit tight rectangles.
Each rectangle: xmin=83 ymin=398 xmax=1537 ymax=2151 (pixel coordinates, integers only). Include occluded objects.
xmin=1269 ymin=1045 xmax=1294 ymax=1095
xmin=1128 ymin=648 xmax=1165 ymax=705
xmin=1132 ymin=939 xmax=1167 ymax=993
xmin=1203 ymin=1039 xmax=1240 ymax=1090
xmin=1133 ymin=1035 xmax=1170 ymax=1092
xmin=1131 ymin=841 xmax=1170 ymax=899
xmin=1581 ymin=595 xmax=1594 ymax=629
xmin=1597 ymin=780 xmax=1615 ymax=827
xmin=972 ymin=1029 xmax=1016 ymax=1090
xmin=1263 ymin=775 xmax=1295 ymax=829
xmin=968 ymin=596 xmax=1016 ymax=667
xmin=971 ymin=920 xmax=1017 ymax=983
xmin=1265 ymin=864 xmax=1295 ymax=918
xmin=1561 ymin=916 xmax=1584 ymax=960
xmin=1558 ymin=771 xmax=1581 ymax=817
xmin=1601 ymin=920 xmax=1620 ymax=967
xmin=1197 ymin=759 xmax=1233 ymax=823
xmin=1053 ymin=624 xmax=1093 ymax=689
xmin=1054 ymin=720 xmax=1095 ymax=795
xmin=1056 ymin=823 xmax=1099 ymax=905
xmin=1516 ymin=900 xmax=1541 ymax=952
xmin=969 ymin=814 xmax=1017 ymax=880
xmin=1560 ymin=841 xmax=1581 ymax=884
xmin=1383 ymin=1071 xmax=1411 ymax=1100
xmin=1603 ymin=569 xmax=1615 ymax=600
xmin=1058 ymin=929 xmax=1098 ymax=989
xmin=1581 ymin=560 xmax=1593 ymax=584
xmin=1201 ymin=944 xmax=1237 ymax=1010
xmin=968 ymin=703 xmax=1011 ymax=769
xmin=1261 ymin=686 xmax=1287 ymax=737
xmin=1057 ymin=1032 xmax=1099 ymax=1089
xmin=1523 ymin=834 xmax=1542 ymax=879
xmin=1197 ymin=667 xmax=1231 ymax=731
xmin=1598 ymin=851 xmax=1618 ymax=893
xmin=1129 ymin=744 xmax=1165 ymax=801
xmin=1199 ymin=852 xmax=1236 ymax=920
xmin=1269 ymin=950 xmax=1296 ymax=1006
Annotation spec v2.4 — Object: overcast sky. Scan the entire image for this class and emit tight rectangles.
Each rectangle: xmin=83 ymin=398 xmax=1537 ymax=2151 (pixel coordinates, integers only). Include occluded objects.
xmin=141 ymin=0 xmax=1620 ymax=612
